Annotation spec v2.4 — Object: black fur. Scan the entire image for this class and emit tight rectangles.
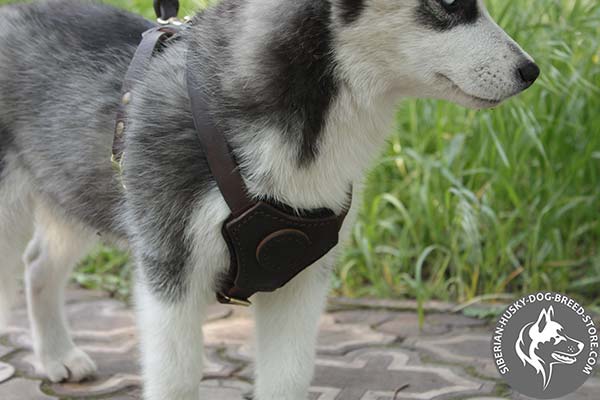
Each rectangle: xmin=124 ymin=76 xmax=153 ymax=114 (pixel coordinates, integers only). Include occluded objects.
xmin=416 ymin=0 xmax=479 ymax=31
xmin=0 ymin=123 xmax=12 ymax=179
xmin=193 ymin=1 xmax=338 ymax=165
xmin=338 ymin=0 xmax=366 ymax=24
xmin=261 ymin=1 xmax=338 ymax=164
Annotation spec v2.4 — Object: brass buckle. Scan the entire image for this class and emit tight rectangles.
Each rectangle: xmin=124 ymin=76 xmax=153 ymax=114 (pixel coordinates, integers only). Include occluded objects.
xmin=156 ymin=16 xmax=191 ymax=26
xmin=111 ymin=153 xmax=127 ymax=190
xmin=219 ymin=293 xmax=252 ymax=307
xmin=111 ymin=153 xmax=122 ymax=172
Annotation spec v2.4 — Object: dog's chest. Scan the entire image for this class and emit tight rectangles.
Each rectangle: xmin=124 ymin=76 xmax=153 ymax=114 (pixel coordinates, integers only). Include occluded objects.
xmin=242 ymin=90 xmax=397 ymax=212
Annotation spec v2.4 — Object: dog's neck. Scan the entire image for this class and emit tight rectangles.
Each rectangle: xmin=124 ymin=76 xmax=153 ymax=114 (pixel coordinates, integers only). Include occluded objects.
xmin=238 ymin=86 xmax=399 ymax=212
xmin=186 ymin=0 xmax=400 ymax=212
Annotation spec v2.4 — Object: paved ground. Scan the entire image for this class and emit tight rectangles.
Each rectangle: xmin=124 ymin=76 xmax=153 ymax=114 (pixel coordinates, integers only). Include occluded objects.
xmin=0 ymin=289 xmax=597 ymax=399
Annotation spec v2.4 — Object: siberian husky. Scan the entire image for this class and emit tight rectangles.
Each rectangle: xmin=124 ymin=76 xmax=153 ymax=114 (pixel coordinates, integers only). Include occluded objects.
xmin=0 ymin=0 xmax=539 ymax=398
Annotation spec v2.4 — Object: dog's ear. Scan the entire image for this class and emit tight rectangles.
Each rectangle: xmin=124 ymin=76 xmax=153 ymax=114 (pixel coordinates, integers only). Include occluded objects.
xmin=535 ymin=307 xmax=552 ymax=333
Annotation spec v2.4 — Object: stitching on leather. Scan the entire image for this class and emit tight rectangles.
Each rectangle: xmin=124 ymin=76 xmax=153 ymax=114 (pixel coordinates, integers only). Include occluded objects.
xmin=228 ymin=208 xmax=338 ymax=288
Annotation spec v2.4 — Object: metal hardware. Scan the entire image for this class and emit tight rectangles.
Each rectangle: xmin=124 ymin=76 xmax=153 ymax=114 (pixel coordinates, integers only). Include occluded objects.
xmin=218 ymin=293 xmax=252 ymax=307
xmin=115 ymin=121 xmax=125 ymax=137
xmin=156 ymin=15 xmax=191 ymax=26
xmin=110 ymin=153 xmax=123 ymax=172
xmin=110 ymin=153 xmax=127 ymax=190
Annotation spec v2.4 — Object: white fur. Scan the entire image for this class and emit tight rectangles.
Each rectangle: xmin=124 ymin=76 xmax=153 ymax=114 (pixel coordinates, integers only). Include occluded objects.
xmin=335 ymin=0 xmax=535 ymax=109
xmin=253 ymin=186 xmax=359 ymax=400
xmin=136 ymin=188 xmax=228 ymax=400
xmin=253 ymin=264 xmax=333 ymax=400
xmin=240 ymin=86 xmax=396 ymax=212
xmin=136 ymin=282 xmax=208 ymax=399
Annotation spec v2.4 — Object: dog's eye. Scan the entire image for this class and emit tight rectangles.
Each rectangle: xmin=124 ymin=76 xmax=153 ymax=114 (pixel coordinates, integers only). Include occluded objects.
xmin=440 ymin=0 xmax=459 ymax=11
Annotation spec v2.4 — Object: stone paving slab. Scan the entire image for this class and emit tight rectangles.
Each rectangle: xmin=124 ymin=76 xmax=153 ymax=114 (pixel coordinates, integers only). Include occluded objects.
xmin=404 ymin=333 xmax=499 ymax=379
xmin=0 ymin=290 xmax=597 ymax=399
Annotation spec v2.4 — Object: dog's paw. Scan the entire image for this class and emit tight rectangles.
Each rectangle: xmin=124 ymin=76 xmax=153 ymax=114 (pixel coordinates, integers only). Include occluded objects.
xmin=42 ymin=347 xmax=97 ymax=383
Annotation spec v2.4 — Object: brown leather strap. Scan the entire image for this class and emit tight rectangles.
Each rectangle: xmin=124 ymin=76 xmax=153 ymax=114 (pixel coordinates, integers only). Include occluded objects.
xmin=112 ymin=26 xmax=178 ymax=164
xmin=186 ymin=65 xmax=255 ymax=216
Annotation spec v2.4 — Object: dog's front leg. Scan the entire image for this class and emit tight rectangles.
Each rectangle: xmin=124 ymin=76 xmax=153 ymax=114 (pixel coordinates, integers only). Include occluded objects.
xmin=136 ymin=278 xmax=209 ymax=400
xmin=253 ymin=263 xmax=331 ymax=400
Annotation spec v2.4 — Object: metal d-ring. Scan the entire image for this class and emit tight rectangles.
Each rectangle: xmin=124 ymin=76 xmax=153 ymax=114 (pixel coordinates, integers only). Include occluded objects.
xmin=156 ymin=15 xmax=191 ymax=26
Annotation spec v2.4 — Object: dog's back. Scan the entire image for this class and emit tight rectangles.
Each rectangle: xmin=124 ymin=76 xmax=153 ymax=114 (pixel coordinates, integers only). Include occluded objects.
xmin=0 ymin=0 xmax=154 ymax=234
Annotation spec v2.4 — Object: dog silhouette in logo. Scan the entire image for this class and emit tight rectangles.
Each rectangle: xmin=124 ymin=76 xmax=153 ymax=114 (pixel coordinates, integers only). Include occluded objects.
xmin=515 ymin=306 xmax=584 ymax=390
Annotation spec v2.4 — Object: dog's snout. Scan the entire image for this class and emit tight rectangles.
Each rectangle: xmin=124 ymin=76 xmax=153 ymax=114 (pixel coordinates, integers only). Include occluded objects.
xmin=517 ymin=61 xmax=540 ymax=87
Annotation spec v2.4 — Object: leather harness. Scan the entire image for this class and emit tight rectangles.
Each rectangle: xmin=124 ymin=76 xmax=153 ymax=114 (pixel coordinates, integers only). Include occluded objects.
xmin=112 ymin=0 xmax=351 ymax=306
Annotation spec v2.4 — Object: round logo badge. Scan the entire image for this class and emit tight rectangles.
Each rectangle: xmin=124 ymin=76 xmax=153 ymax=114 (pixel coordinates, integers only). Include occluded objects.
xmin=491 ymin=292 xmax=598 ymax=399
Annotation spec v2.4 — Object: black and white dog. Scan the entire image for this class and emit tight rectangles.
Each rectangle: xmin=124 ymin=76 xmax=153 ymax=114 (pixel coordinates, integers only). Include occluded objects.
xmin=0 ymin=0 xmax=539 ymax=398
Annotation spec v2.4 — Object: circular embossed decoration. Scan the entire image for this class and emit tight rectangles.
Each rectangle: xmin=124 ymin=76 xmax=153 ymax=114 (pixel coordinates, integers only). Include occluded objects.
xmin=256 ymin=229 xmax=311 ymax=270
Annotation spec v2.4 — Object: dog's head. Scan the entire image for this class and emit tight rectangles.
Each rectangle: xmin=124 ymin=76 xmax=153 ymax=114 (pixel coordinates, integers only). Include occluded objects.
xmin=334 ymin=0 xmax=539 ymax=108
xmin=525 ymin=306 xmax=584 ymax=366
xmin=515 ymin=307 xmax=584 ymax=389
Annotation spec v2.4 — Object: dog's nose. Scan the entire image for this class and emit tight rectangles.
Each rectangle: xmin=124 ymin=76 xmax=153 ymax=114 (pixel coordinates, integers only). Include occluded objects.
xmin=517 ymin=61 xmax=540 ymax=87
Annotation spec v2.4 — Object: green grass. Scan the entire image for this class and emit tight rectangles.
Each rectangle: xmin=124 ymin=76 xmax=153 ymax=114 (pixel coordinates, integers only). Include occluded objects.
xmin=72 ymin=246 xmax=131 ymax=301
xmin=1 ymin=0 xmax=598 ymax=306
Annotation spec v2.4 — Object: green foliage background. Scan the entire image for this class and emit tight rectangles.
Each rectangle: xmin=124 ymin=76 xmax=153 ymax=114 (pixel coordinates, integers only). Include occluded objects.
xmin=1 ymin=0 xmax=598 ymax=306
